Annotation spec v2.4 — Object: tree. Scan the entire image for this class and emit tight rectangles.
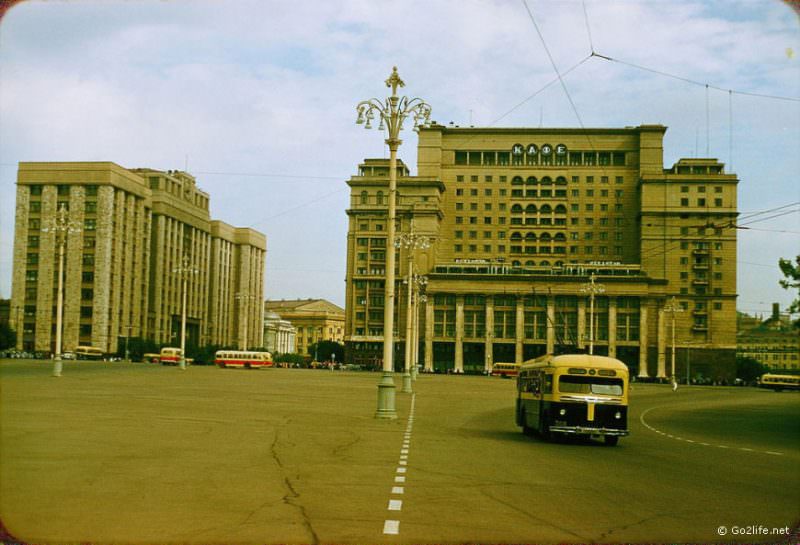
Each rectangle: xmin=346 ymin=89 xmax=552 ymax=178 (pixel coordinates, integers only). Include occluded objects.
xmin=308 ymin=340 xmax=344 ymax=362
xmin=778 ymin=255 xmax=800 ymax=329
xmin=736 ymin=356 xmax=767 ymax=383
xmin=0 ymin=323 xmax=16 ymax=351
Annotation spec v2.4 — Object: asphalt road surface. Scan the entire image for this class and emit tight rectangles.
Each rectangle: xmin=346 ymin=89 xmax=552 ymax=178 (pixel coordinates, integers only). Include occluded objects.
xmin=1 ymin=359 xmax=798 ymax=544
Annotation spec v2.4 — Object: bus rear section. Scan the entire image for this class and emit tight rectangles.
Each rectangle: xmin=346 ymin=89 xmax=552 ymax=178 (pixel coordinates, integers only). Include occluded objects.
xmin=159 ymin=347 xmax=182 ymax=365
xmin=516 ymin=354 xmax=630 ymax=446
xmin=75 ymin=346 xmax=104 ymax=360
xmin=759 ymin=373 xmax=800 ymax=391
xmin=491 ymin=362 xmax=520 ymax=378
xmin=215 ymin=351 xmax=273 ymax=369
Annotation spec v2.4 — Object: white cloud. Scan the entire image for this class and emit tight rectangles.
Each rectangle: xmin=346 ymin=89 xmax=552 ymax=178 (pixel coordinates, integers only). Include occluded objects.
xmin=0 ymin=0 xmax=798 ymax=313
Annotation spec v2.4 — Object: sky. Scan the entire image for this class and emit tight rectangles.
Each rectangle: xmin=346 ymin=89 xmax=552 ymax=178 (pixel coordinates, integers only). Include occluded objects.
xmin=0 ymin=0 xmax=798 ymax=316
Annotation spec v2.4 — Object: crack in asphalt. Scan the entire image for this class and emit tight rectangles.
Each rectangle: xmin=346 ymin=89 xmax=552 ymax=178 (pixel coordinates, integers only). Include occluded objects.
xmin=595 ymin=512 xmax=671 ymax=542
xmin=478 ymin=486 xmax=590 ymax=541
xmin=331 ymin=430 xmax=361 ymax=458
xmin=269 ymin=422 xmax=320 ymax=545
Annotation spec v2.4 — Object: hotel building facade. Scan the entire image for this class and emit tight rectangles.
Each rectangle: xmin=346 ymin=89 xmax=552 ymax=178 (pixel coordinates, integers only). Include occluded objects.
xmin=344 ymin=124 xmax=739 ymax=380
xmin=10 ymin=162 xmax=266 ymax=354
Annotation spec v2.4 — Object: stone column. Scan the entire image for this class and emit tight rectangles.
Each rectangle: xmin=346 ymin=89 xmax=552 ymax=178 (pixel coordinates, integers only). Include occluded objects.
xmin=546 ymin=295 xmax=555 ymax=354
xmin=577 ymin=299 xmax=586 ymax=350
xmin=608 ymin=297 xmax=617 ymax=358
xmin=657 ymin=303 xmax=667 ymax=378
xmin=424 ymin=297 xmax=434 ymax=372
xmin=638 ymin=299 xmax=649 ymax=378
xmin=455 ymin=295 xmax=464 ymax=373
xmin=485 ymin=297 xmax=494 ymax=372
xmin=515 ymin=300 xmax=524 ymax=364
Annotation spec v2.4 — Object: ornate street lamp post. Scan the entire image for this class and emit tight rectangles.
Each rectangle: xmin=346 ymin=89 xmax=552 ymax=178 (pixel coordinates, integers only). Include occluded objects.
xmin=42 ymin=204 xmax=81 ymax=377
xmin=414 ymin=293 xmax=427 ymax=379
xmin=664 ymin=296 xmax=684 ymax=384
xmin=580 ymin=274 xmax=605 ymax=355
xmin=397 ymin=228 xmax=430 ymax=393
xmin=356 ymin=67 xmax=432 ymax=419
xmin=173 ymin=255 xmax=199 ymax=370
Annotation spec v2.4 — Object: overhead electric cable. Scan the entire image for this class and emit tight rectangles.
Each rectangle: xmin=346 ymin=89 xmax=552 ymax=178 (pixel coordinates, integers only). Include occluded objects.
xmin=582 ymin=0 xmax=595 ymax=54
xmin=589 ymin=53 xmax=800 ymax=102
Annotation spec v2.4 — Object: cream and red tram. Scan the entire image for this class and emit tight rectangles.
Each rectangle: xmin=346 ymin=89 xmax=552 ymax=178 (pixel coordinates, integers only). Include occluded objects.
xmin=215 ymin=350 xmax=274 ymax=369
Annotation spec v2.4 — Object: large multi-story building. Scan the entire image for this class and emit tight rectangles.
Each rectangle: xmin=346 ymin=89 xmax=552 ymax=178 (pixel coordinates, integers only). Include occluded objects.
xmin=344 ymin=124 xmax=739 ymax=380
xmin=10 ymin=162 xmax=266 ymax=354
xmin=263 ymin=299 xmax=344 ymax=357
xmin=737 ymin=304 xmax=800 ymax=372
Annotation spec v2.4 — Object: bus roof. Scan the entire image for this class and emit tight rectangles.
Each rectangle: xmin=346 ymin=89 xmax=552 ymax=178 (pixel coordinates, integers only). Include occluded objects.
xmin=520 ymin=354 xmax=628 ymax=371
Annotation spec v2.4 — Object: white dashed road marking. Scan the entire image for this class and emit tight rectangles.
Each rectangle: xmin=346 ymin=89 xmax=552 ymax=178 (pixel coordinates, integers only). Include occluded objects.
xmin=640 ymin=405 xmax=785 ymax=456
xmin=383 ymin=393 xmax=417 ymax=535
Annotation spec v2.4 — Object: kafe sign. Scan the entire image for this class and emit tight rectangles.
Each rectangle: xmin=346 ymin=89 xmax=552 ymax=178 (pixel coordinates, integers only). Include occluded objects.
xmin=511 ymin=143 xmax=568 ymax=156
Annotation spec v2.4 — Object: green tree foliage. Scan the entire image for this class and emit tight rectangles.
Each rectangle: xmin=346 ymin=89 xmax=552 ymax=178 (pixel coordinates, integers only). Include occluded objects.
xmin=0 ymin=323 xmax=17 ymax=350
xmin=308 ymin=340 xmax=345 ymax=362
xmin=778 ymin=255 xmax=800 ymax=329
xmin=735 ymin=356 xmax=768 ymax=383
xmin=274 ymin=353 xmax=307 ymax=365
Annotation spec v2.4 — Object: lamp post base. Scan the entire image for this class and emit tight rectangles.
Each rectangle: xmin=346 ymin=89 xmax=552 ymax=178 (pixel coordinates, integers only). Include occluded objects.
xmin=179 ymin=357 xmax=187 ymax=371
xmin=401 ymin=370 xmax=413 ymax=393
xmin=412 ymin=365 xmax=418 ymax=381
xmin=53 ymin=356 xmax=62 ymax=377
xmin=375 ymin=372 xmax=398 ymax=419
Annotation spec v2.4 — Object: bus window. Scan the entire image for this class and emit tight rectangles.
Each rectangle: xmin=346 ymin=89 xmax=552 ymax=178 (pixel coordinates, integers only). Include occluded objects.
xmin=559 ymin=375 xmax=623 ymax=396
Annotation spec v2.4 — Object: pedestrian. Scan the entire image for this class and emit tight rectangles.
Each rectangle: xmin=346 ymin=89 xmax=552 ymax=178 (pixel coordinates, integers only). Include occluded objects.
xmin=671 ymin=375 xmax=678 ymax=392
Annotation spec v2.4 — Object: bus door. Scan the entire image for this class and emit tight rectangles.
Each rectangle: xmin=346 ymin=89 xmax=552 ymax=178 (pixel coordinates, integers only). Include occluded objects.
xmin=523 ymin=370 xmax=545 ymax=429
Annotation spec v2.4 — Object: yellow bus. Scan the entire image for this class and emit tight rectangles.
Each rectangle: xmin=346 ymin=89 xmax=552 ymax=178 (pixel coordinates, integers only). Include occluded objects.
xmin=75 ymin=346 xmax=104 ymax=360
xmin=516 ymin=354 xmax=630 ymax=446
xmin=758 ymin=373 xmax=800 ymax=392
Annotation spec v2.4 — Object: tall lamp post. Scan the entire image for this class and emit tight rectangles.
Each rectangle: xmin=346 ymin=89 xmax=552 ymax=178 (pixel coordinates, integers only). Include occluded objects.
xmin=414 ymin=292 xmax=427 ymax=379
xmin=356 ymin=66 xmax=432 ymax=419
xmin=397 ymin=228 xmax=430 ymax=393
xmin=42 ymin=204 xmax=81 ymax=377
xmin=173 ymin=255 xmax=199 ymax=370
xmin=235 ymin=293 xmax=256 ymax=350
xmin=664 ymin=296 xmax=684 ymax=382
xmin=579 ymin=274 xmax=605 ymax=355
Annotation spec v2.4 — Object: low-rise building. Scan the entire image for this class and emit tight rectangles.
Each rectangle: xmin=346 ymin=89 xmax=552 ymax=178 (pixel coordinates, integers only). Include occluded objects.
xmin=264 ymin=299 xmax=344 ymax=357
xmin=263 ymin=311 xmax=296 ymax=354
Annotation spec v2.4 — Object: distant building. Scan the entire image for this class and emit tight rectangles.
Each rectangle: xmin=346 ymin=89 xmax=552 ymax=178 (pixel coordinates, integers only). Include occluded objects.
xmin=737 ymin=304 xmax=800 ymax=371
xmin=264 ymin=299 xmax=344 ymax=357
xmin=344 ymin=124 xmax=739 ymax=380
xmin=263 ymin=310 xmax=296 ymax=354
xmin=10 ymin=162 xmax=266 ymax=354
xmin=0 ymin=299 xmax=9 ymax=325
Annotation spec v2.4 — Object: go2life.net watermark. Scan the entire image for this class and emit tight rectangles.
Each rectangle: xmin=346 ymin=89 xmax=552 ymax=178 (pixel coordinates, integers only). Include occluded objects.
xmin=717 ymin=525 xmax=791 ymax=537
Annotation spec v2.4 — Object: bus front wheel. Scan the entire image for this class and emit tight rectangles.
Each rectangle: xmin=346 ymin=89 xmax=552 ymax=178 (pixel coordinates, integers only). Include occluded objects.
xmin=539 ymin=413 xmax=551 ymax=441
xmin=520 ymin=410 xmax=534 ymax=436
xmin=604 ymin=435 xmax=619 ymax=446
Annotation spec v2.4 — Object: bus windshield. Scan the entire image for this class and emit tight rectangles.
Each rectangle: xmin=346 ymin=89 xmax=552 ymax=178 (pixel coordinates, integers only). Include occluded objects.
xmin=559 ymin=375 xmax=623 ymax=396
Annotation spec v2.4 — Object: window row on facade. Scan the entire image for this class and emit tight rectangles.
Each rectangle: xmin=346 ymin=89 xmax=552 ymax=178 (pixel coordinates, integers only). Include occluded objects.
xmin=454 ymin=150 xmax=627 ymax=167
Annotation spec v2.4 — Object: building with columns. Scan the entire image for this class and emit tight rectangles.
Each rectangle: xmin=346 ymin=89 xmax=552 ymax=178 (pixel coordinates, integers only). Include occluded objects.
xmin=263 ymin=310 xmax=297 ymax=354
xmin=264 ymin=299 xmax=344 ymax=358
xmin=344 ymin=124 xmax=739 ymax=381
xmin=10 ymin=162 xmax=265 ymax=354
